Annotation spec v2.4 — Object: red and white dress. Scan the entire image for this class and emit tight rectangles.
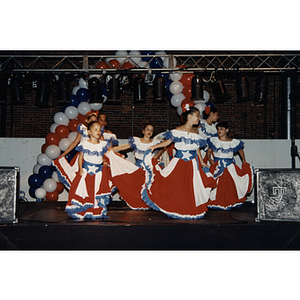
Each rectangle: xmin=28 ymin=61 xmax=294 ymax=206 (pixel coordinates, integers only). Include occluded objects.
xmin=198 ymin=119 xmax=218 ymax=164
xmin=105 ymin=137 xmax=160 ymax=210
xmin=63 ymin=139 xmax=113 ymax=219
xmin=207 ymin=137 xmax=254 ymax=210
xmin=128 ymin=137 xmax=161 ymax=168
xmin=141 ymin=130 xmax=217 ymax=219
xmin=103 ymin=132 xmax=119 ymax=147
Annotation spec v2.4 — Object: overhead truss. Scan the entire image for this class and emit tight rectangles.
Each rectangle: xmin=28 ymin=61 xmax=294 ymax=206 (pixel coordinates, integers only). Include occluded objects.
xmin=1 ymin=53 xmax=300 ymax=74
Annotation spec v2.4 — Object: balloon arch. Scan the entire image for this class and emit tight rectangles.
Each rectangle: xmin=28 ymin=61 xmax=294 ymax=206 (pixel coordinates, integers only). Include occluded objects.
xmin=27 ymin=51 xmax=213 ymax=202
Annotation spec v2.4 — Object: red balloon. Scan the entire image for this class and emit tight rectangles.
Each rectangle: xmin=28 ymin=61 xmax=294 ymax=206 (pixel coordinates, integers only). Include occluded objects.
xmin=96 ymin=61 xmax=111 ymax=69
xmin=183 ymin=86 xmax=192 ymax=99
xmin=119 ymin=62 xmax=134 ymax=69
xmin=55 ymin=124 xmax=70 ymax=138
xmin=46 ymin=191 xmax=58 ymax=201
xmin=77 ymin=114 xmax=87 ymax=126
xmin=41 ymin=143 xmax=49 ymax=153
xmin=68 ymin=119 xmax=80 ymax=132
xmin=55 ymin=182 xmax=64 ymax=194
xmin=108 ymin=59 xmax=120 ymax=69
xmin=180 ymin=73 xmax=194 ymax=87
xmin=45 ymin=132 xmax=60 ymax=146
xmin=176 ymin=64 xmax=187 ymax=69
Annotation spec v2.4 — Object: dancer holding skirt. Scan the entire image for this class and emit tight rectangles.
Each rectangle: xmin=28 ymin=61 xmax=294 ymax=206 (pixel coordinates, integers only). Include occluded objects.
xmin=141 ymin=105 xmax=217 ymax=219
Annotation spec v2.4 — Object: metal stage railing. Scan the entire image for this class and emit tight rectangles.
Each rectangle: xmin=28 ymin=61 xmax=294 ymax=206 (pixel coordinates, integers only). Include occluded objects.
xmin=1 ymin=52 xmax=300 ymax=74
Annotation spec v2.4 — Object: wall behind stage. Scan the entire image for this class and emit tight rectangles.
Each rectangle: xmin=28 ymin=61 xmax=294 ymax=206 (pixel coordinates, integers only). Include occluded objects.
xmin=2 ymin=71 xmax=285 ymax=140
xmin=1 ymin=138 xmax=300 ymax=202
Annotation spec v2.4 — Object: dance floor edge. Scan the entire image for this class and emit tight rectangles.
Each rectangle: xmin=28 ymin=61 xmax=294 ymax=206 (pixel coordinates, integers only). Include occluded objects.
xmin=0 ymin=201 xmax=300 ymax=250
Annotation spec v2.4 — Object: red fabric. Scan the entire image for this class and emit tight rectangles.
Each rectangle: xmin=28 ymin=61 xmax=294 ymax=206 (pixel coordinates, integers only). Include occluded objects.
xmin=147 ymin=158 xmax=216 ymax=216
xmin=112 ymin=168 xmax=149 ymax=210
xmin=208 ymin=162 xmax=252 ymax=208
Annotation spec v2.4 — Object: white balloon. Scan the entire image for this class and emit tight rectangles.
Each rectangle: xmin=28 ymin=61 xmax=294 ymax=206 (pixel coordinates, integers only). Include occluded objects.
xmin=52 ymin=171 xmax=60 ymax=183
xmin=50 ymin=123 xmax=58 ymax=133
xmin=35 ymin=187 xmax=46 ymax=199
xmin=43 ymin=178 xmax=57 ymax=193
xmin=64 ymin=106 xmax=78 ymax=120
xmin=68 ymin=131 xmax=78 ymax=143
xmin=90 ymin=103 xmax=103 ymax=111
xmin=177 ymin=106 xmax=182 ymax=116
xmin=170 ymin=93 xmax=185 ymax=107
xmin=170 ymin=72 xmax=182 ymax=81
xmin=155 ymin=51 xmax=167 ymax=61
xmin=79 ymin=78 xmax=88 ymax=89
xmin=138 ymin=60 xmax=150 ymax=68
xmin=170 ymin=81 xmax=183 ymax=95
xmin=59 ymin=138 xmax=71 ymax=152
xmin=77 ymin=102 xmax=91 ymax=115
xmin=129 ymin=50 xmax=141 ymax=64
xmin=54 ymin=112 xmax=69 ymax=126
xmin=194 ymin=100 xmax=207 ymax=118
xmin=33 ymin=163 xmax=42 ymax=174
xmin=163 ymin=56 xmax=177 ymax=68
xmin=37 ymin=153 xmax=52 ymax=166
xmin=115 ymin=50 xmax=128 ymax=63
xmin=203 ymin=90 xmax=210 ymax=102
xmin=45 ymin=144 xmax=61 ymax=160
xmin=72 ymin=85 xmax=81 ymax=95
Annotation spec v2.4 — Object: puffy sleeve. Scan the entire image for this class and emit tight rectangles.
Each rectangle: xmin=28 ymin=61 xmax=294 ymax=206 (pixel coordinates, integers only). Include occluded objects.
xmin=128 ymin=136 xmax=136 ymax=151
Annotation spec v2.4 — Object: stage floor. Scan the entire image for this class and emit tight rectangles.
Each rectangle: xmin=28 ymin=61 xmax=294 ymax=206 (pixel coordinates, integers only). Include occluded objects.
xmin=1 ymin=200 xmax=300 ymax=250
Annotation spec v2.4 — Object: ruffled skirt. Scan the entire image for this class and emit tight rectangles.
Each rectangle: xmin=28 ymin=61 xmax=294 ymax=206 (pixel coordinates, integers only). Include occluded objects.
xmin=105 ymin=151 xmax=150 ymax=210
xmin=142 ymin=150 xmax=217 ymax=219
xmin=52 ymin=157 xmax=114 ymax=219
xmin=208 ymin=161 xmax=254 ymax=210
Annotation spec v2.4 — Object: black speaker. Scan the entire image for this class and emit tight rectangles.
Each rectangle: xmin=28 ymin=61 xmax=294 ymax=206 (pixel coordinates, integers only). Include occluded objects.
xmin=255 ymin=168 xmax=300 ymax=222
xmin=0 ymin=167 xmax=19 ymax=223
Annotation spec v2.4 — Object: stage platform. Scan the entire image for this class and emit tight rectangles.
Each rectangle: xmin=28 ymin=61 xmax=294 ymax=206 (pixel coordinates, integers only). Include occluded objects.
xmin=1 ymin=200 xmax=300 ymax=250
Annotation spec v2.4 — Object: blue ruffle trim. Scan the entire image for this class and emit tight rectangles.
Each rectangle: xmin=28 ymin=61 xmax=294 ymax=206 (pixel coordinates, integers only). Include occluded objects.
xmin=163 ymin=131 xmax=207 ymax=148
xmin=76 ymin=142 xmax=110 ymax=157
xmin=128 ymin=136 xmax=137 ymax=152
xmin=207 ymin=139 xmax=244 ymax=154
xmin=52 ymin=161 xmax=70 ymax=190
xmin=107 ymin=137 xmax=119 ymax=146
xmin=199 ymin=123 xmax=218 ymax=138
xmin=96 ymin=193 xmax=113 ymax=217
xmin=77 ymin=124 xmax=89 ymax=139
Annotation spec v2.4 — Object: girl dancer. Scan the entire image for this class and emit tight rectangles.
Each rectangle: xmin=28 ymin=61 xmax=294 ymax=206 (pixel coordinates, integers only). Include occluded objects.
xmin=105 ymin=123 xmax=161 ymax=210
xmin=111 ymin=123 xmax=161 ymax=168
xmin=198 ymin=106 xmax=219 ymax=165
xmin=198 ymin=106 xmax=219 ymax=139
xmin=141 ymin=105 xmax=217 ymax=219
xmin=53 ymin=111 xmax=99 ymax=189
xmin=98 ymin=113 xmax=119 ymax=147
xmin=206 ymin=121 xmax=253 ymax=210
xmin=63 ymin=121 xmax=113 ymax=219
xmin=58 ymin=111 xmax=98 ymax=160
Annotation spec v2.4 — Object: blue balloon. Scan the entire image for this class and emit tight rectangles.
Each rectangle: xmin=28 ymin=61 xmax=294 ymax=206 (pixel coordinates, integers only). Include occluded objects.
xmin=70 ymin=94 xmax=80 ymax=107
xmin=141 ymin=51 xmax=155 ymax=62
xmin=66 ymin=149 xmax=78 ymax=163
xmin=28 ymin=174 xmax=44 ymax=188
xmin=76 ymin=88 xmax=90 ymax=102
xmin=149 ymin=57 xmax=163 ymax=69
xmin=39 ymin=165 xmax=53 ymax=179
xmin=29 ymin=186 xmax=37 ymax=198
